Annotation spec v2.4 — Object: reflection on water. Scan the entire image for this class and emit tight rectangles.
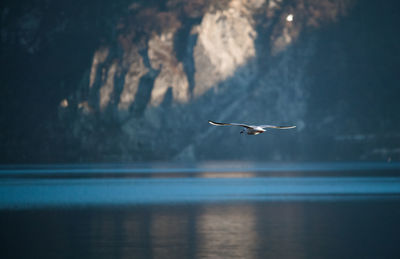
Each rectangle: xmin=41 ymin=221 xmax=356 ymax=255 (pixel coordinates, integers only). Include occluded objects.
xmin=2 ymin=201 xmax=400 ymax=259
xmin=150 ymin=210 xmax=194 ymax=258
xmin=197 ymin=205 xmax=257 ymax=259
xmin=1 ymin=163 xmax=400 ymax=258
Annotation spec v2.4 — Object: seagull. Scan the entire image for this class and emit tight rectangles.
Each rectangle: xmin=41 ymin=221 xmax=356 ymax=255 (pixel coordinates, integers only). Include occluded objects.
xmin=208 ymin=120 xmax=296 ymax=135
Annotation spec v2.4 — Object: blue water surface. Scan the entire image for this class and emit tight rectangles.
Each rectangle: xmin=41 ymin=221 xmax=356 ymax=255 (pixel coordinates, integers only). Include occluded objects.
xmin=1 ymin=162 xmax=400 ymax=208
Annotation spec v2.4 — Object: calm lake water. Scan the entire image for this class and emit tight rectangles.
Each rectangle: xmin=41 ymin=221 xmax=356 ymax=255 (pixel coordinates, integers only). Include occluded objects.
xmin=1 ymin=162 xmax=400 ymax=258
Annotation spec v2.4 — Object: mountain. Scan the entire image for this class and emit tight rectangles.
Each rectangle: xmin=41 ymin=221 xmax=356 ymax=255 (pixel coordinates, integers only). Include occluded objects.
xmin=1 ymin=0 xmax=399 ymax=163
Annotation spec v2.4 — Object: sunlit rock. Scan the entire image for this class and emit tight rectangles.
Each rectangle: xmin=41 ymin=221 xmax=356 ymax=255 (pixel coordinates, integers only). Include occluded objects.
xmin=77 ymin=101 xmax=93 ymax=114
xmin=89 ymin=47 xmax=109 ymax=88
xmin=192 ymin=0 xmax=261 ymax=97
xmin=148 ymin=32 xmax=189 ymax=106
xmin=99 ymin=62 xmax=117 ymax=110
xmin=271 ymin=26 xmax=296 ymax=55
xmin=118 ymin=47 xmax=148 ymax=110
xmin=270 ymin=0 xmax=355 ymax=55
xmin=59 ymin=99 xmax=68 ymax=108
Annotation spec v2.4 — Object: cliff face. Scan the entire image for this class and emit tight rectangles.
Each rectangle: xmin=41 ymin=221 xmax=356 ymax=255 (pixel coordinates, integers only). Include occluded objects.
xmin=2 ymin=0 xmax=400 ymax=163
xmin=59 ymin=0 xmax=354 ymax=162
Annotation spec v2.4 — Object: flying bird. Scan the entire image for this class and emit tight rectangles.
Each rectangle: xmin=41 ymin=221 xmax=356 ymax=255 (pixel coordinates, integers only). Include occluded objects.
xmin=208 ymin=120 xmax=296 ymax=135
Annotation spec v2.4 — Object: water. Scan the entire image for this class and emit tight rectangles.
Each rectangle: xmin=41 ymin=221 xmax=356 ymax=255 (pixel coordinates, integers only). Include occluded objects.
xmin=1 ymin=162 xmax=400 ymax=258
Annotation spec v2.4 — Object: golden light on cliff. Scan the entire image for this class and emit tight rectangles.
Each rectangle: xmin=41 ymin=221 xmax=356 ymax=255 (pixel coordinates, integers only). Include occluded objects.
xmin=60 ymin=99 xmax=68 ymax=108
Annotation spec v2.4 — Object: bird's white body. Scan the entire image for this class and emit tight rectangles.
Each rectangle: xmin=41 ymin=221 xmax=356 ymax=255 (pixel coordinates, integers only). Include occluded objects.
xmin=244 ymin=127 xmax=265 ymax=135
xmin=208 ymin=120 xmax=296 ymax=135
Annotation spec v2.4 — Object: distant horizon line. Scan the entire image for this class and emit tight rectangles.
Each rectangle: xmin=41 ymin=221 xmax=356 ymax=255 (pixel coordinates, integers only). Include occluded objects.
xmin=1 ymin=161 xmax=399 ymax=175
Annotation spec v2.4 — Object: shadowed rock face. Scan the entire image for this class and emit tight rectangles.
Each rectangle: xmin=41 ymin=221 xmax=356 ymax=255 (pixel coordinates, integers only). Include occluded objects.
xmin=2 ymin=0 xmax=400 ymax=163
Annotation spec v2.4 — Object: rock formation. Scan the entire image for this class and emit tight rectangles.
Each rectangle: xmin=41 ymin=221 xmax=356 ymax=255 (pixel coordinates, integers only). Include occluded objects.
xmin=58 ymin=0 xmax=355 ymax=161
xmin=2 ymin=0 xmax=400 ymax=163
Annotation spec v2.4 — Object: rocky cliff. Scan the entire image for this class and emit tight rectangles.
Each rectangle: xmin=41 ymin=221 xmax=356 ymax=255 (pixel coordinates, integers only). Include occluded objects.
xmin=2 ymin=0 xmax=400 ymax=163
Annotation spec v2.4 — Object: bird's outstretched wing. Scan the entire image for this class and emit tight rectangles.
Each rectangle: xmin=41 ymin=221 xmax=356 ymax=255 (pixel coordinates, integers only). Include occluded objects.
xmin=208 ymin=120 xmax=252 ymax=129
xmin=260 ymin=125 xmax=296 ymax=129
